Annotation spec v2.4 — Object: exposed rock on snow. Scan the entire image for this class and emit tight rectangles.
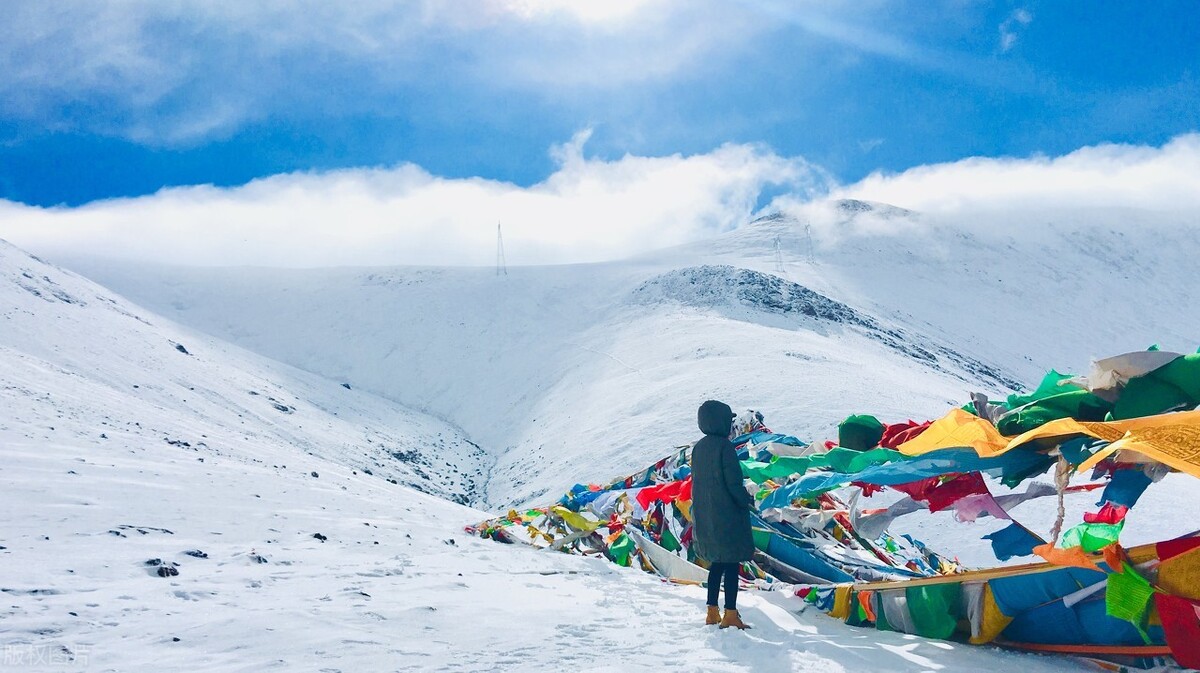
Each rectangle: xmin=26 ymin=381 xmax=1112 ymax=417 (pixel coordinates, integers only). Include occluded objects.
xmin=634 ymin=265 xmax=1021 ymax=392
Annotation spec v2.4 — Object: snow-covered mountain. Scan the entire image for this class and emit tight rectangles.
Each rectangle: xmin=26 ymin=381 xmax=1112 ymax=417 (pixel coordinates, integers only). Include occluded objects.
xmin=4 ymin=199 xmax=1199 ymax=671
xmin=0 ymin=238 xmax=487 ymax=504
xmin=62 ymin=200 xmax=1200 ymax=508
xmin=690 ymin=200 xmax=1200 ymax=377
xmin=1 ymin=235 xmax=1095 ymax=673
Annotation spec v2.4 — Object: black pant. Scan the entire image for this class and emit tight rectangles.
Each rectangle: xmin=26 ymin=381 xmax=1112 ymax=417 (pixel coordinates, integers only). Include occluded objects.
xmin=706 ymin=562 xmax=740 ymax=610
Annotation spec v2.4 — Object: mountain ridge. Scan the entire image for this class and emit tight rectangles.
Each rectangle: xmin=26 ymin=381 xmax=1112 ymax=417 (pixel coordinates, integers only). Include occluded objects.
xmin=51 ymin=198 xmax=1200 ymax=507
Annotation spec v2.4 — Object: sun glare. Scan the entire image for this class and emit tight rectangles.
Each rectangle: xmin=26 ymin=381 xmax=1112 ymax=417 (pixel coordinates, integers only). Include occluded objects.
xmin=500 ymin=0 xmax=659 ymax=23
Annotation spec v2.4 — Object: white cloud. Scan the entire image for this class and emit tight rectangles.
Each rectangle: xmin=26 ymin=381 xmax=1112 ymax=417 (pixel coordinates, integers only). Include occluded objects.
xmin=0 ymin=133 xmax=827 ymax=267
xmin=0 ymin=0 xmax=767 ymax=143
xmin=807 ymin=133 xmax=1200 ymax=214
xmin=4 ymin=1 xmax=1013 ymax=146
xmin=999 ymin=8 xmax=1033 ymax=53
xmin=6 ymin=134 xmax=1198 ymax=269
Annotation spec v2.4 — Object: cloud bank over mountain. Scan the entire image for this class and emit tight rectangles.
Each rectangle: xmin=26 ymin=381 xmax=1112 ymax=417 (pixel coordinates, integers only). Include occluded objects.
xmin=1 ymin=133 xmax=1197 ymax=268
xmin=832 ymin=133 xmax=1200 ymax=212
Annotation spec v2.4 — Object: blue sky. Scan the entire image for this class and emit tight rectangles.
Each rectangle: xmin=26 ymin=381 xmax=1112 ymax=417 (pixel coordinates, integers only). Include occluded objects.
xmin=2 ymin=0 xmax=1197 ymax=208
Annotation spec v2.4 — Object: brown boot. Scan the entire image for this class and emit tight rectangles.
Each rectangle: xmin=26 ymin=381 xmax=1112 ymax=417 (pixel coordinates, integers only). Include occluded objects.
xmin=705 ymin=606 xmax=722 ymax=625
xmin=719 ymin=608 xmax=750 ymax=630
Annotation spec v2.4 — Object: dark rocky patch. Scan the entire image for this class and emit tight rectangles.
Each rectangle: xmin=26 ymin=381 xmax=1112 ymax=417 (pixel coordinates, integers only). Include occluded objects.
xmin=112 ymin=525 xmax=174 ymax=535
xmin=634 ymin=265 xmax=1021 ymax=391
xmin=15 ymin=270 xmax=85 ymax=305
xmin=389 ymin=449 xmax=421 ymax=463
xmin=634 ymin=265 xmax=873 ymax=326
xmin=1 ymin=588 xmax=62 ymax=596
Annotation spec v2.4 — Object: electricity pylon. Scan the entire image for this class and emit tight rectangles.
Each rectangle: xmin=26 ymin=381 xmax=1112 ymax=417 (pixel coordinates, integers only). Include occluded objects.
xmin=496 ymin=222 xmax=507 ymax=276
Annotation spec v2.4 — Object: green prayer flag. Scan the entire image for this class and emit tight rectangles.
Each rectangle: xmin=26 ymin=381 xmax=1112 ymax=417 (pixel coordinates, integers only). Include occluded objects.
xmin=660 ymin=525 xmax=681 ymax=552
xmin=905 ymin=583 xmax=961 ymax=640
xmin=740 ymin=460 xmax=773 ymax=483
xmin=1061 ymin=521 xmax=1124 ymax=552
xmin=607 ymin=533 xmax=635 ymax=567
xmin=740 ymin=448 xmax=903 ymax=484
xmin=1106 ymin=562 xmax=1155 ymax=643
xmin=752 ymin=528 xmax=772 ymax=552
xmin=996 ymin=389 xmax=1114 ymax=436
xmin=1005 ymin=370 xmax=1082 ymax=409
xmin=1111 ymin=353 xmax=1200 ymax=420
xmin=825 ymin=447 xmax=901 ymax=473
xmin=838 ymin=415 xmax=886 ymax=451
xmin=740 ymin=457 xmax=816 ymax=484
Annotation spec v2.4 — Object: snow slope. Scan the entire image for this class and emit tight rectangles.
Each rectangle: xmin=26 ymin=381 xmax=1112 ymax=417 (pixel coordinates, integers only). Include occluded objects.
xmin=680 ymin=200 xmax=1200 ymax=382
xmin=61 ymin=200 xmax=1200 ymax=509
xmin=2 ymin=237 xmax=1100 ymax=672
xmin=4 ymin=435 xmax=1094 ymax=673
xmin=0 ymin=239 xmax=486 ymax=504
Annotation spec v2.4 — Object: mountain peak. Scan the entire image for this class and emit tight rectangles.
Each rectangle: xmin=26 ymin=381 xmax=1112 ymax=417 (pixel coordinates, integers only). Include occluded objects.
xmin=832 ymin=198 xmax=915 ymax=219
xmin=749 ymin=199 xmax=915 ymax=228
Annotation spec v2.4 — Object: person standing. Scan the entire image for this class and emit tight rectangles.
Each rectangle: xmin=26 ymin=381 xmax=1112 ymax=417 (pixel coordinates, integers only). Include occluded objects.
xmin=690 ymin=399 xmax=755 ymax=629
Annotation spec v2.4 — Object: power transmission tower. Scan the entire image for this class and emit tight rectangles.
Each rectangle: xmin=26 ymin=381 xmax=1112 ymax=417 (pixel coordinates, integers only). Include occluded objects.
xmin=773 ymin=236 xmax=785 ymax=275
xmin=496 ymin=221 xmax=507 ymax=276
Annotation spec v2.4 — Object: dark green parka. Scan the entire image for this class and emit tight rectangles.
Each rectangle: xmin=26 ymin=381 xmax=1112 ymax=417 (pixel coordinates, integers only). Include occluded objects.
xmin=690 ymin=400 xmax=756 ymax=564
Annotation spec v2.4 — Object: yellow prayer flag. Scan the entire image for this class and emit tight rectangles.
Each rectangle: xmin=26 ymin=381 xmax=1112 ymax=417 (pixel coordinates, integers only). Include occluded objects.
xmin=969 ymin=583 xmax=1013 ymax=644
xmin=1075 ymin=412 xmax=1200 ymax=479
xmin=830 ymin=586 xmax=852 ymax=620
xmin=549 ymin=506 xmax=602 ymax=533
xmin=897 ymin=408 xmax=1008 ymax=457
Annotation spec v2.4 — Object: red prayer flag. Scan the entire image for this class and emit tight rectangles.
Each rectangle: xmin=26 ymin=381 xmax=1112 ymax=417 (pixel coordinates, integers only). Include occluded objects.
xmin=1158 ymin=535 xmax=1200 ymax=561
xmin=1155 ymin=594 xmax=1200 ymax=669
xmin=925 ymin=473 xmax=989 ymax=513
xmin=851 ymin=481 xmax=884 ymax=497
xmin=879 ymin=420 xmax=932 ymax=449
xmin=635 ymin=478 xmax=692 ymax=510
xmin=678 ymin=477 xmax=693 ymax=502
xmin=1083 ymin=502 xmax=1129 ymax=524
xmin=892 ymin=476 xmax=942 ymax=501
